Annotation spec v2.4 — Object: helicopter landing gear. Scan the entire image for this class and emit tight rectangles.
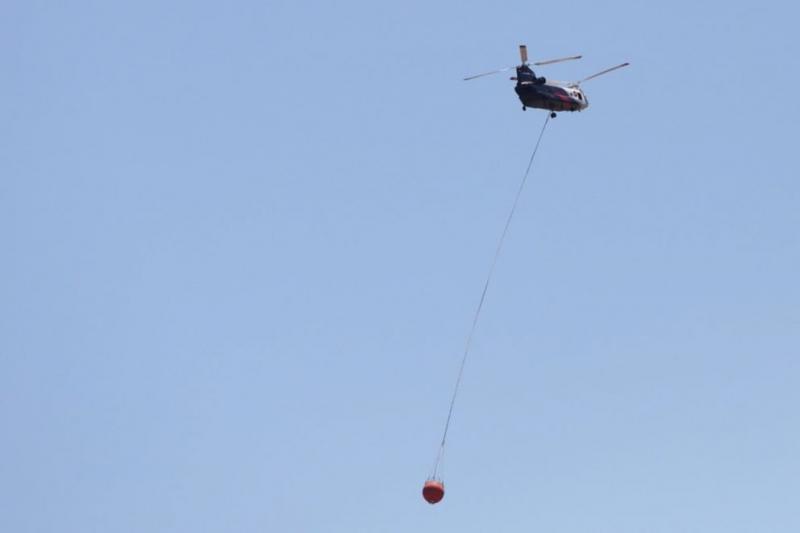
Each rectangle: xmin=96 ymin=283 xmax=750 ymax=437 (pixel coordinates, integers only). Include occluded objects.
xmin=550 ymin=112 xmax=557 ymax=119
xmin=522 ymin=106 xmax=527 ymax=111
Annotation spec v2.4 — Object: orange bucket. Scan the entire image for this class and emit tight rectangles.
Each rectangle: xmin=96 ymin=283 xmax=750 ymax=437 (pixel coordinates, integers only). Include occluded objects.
xmin=422 ymin=479 xmax=445 ymax=504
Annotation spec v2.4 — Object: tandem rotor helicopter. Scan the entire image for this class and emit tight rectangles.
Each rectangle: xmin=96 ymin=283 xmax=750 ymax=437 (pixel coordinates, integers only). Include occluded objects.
xmin=464 ymin=45 xmax=629 ymax=117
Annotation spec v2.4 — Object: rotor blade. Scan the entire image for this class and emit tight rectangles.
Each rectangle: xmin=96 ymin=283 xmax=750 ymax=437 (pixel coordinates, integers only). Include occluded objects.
xmin=463 ymin=66 xmax=514 ymax=81
xmin=519 ymin=45 xmax=528 ymax=64
xmin=533 ymin=55 xmax=582 ymax=66
xmin=578 ymin=62 xmax=630 ymax=84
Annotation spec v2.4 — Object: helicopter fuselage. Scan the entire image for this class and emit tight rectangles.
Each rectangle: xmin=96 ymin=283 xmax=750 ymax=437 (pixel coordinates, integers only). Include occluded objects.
xmin=515 ymin=80 xmax=588 ymax=113
xmin=513 ymin=64 xmax=588 ymax=112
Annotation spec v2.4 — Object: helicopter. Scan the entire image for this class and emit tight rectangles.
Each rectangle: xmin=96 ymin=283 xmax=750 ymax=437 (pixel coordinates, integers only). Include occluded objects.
xmin=464 ymin=45 xmax=629 ymax=118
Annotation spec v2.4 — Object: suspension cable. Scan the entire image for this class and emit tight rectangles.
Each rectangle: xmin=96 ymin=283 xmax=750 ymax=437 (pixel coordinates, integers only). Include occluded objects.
xmin=432 ymin=113 xmax=551 ymax=479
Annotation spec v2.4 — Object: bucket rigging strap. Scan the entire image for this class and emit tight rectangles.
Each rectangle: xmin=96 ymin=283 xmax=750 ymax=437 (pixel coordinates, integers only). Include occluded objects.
xmin=432 ymin=113 xmax=550 ymax=478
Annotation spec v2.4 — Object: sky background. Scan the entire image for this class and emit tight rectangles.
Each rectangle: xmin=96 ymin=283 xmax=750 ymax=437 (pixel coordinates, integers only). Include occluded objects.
xmin=2 ymin=1 xmax=799 ymax=532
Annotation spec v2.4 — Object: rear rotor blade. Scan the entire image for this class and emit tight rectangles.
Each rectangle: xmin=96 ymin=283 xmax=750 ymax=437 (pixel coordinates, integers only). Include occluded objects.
xmin=519 ymin=45 xmax=528 ymax=64
xmin=533 ymin=55 xmax=582 ymax=66
xmin=463 ymin=66 xmax=514 ymax=81
xmin=578 ymin=62 xmax=630 ymax=84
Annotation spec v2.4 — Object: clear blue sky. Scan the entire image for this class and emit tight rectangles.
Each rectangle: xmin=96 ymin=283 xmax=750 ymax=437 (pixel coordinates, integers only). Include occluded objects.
xmin=3 ymin=1 xmax=799 ymax=531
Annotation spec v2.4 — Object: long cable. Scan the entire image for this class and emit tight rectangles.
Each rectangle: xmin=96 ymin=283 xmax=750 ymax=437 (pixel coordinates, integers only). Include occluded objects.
xmin=431 ymin=113 xmax=550 ymax=479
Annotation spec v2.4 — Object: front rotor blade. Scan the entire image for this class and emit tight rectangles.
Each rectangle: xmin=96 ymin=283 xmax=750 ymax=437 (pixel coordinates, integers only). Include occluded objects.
xmin=579 ymin=62 xmax=630 ymax=84
xmin=463 ymin=66 xmax=514 ymax=81
xmin=519 ymin=45 xmax=528 ymax=64
xmin=533 ymin=55 xmax=582 ymax=66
